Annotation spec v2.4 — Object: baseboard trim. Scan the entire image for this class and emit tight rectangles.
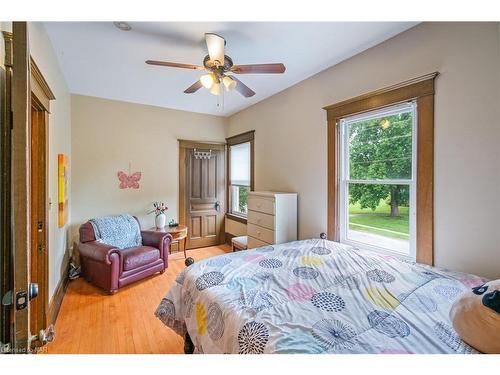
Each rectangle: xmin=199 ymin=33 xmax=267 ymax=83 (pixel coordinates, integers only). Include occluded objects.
xmin=48 ymin=260 xmax=70 ymax=325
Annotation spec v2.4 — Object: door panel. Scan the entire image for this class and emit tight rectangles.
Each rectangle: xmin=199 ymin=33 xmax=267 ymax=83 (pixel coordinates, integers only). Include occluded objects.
xmin=190 ymin=157 xmax=201 ymax=198
xmin=190 ymin=216 xmax=202 ymax=239
xmin=206 ymin=156 xmax=217 ymax=198
xmin=11 ymin=21 xmax=32 ymax=353
xmin=29 ymin=105 xmax=48 ymax=341
xmin=205 ymin=215 xmax=217 ymax=237
xmin=0 ymin=28 xmax=12 ymax=349
xmin=190 ymin=202 xmax=215 ymax=211
xmin=180 ymin=142 xmax=225 ymax=249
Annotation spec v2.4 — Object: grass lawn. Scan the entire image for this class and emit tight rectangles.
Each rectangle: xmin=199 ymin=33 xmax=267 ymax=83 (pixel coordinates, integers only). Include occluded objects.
xmin=349 ymin=200 xmax=409 ymax=240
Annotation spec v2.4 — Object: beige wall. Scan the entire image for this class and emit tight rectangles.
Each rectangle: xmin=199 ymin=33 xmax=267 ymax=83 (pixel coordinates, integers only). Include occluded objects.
xmin=71 ymin=95 xmax=227 ymax=242
xmin=228 ymin=22 xmax=500 ymax=279
xmin=28 ymin=23 xmax=73 ymax=300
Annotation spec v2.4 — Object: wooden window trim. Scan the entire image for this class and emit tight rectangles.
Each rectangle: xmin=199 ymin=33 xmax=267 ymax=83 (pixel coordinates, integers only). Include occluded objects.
xmin=324 ymin=72 xmax=438 ymax=265
xmin=226 ymin=212 xmax=248 ymax=224
xmin=225 ymin=130 xmax=255 ymax=224
xmin=226 ymin=130 xmax=255 ymax=148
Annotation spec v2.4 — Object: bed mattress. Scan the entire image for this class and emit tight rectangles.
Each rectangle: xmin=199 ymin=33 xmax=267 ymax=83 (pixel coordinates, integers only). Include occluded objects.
xmin=155 ymin=239 xmax=485 ymax=354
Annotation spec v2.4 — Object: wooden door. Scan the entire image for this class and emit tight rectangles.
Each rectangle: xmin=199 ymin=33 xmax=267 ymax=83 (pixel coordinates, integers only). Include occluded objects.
xmin=3 ymin=23 xmax=54 ymax=353
xmin=29 ymin=102 xmax=49 ymax=341
xmin=179 ymin=141 xmax=225 ymax=249
xmin=11 ymin=21 xmax=32 ymax=353
xmin=0 ymin=28 xmax=12 ymax=350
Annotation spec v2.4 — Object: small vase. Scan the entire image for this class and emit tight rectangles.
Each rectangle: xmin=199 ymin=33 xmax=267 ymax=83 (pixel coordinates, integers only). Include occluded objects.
xmin=155 ymin=213 xmax=166 ymax=229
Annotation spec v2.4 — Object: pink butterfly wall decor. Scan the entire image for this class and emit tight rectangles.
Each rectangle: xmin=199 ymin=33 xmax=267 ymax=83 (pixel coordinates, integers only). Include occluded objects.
xmin=117 ymin=165 xmax=142 ymax=189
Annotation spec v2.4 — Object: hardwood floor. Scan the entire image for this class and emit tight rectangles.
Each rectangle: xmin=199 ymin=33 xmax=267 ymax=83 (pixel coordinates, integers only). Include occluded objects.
xmin=44 ymin=244 xmax=231 ymax=354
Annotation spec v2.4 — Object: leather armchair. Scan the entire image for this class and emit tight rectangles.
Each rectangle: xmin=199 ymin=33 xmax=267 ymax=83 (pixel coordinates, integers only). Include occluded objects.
xmin=78 ymin=217 xmax=172 ymax=294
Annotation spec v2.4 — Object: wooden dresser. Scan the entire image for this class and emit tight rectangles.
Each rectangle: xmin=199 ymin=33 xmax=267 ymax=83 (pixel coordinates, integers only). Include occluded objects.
xmin=247 ymin=191 xmax=297 ymax=249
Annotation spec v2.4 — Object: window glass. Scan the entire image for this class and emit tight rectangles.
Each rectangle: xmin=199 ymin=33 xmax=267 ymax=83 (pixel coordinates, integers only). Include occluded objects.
xmin=231 ymin=185 xmax=249 ymax=215
xmin=229 ymin=141 xmax=251 ymax=216
xmin=347 ymin=183 xmax=410 ymax=254
xmin=340 ymin=103 xmax=416 ymax=259
xmin=349 ymin=112 xmax=413 ymax=180
xmin=230 ymin=142 xmax=250 ymax=186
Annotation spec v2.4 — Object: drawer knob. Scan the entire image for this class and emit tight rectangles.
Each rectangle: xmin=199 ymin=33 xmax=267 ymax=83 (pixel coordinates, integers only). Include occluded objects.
xmin=257 ymin=231 xmax=261 ymax=236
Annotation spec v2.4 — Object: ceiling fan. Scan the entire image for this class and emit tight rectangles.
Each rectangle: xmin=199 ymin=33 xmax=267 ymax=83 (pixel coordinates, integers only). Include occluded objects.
xmin=146 ymin=33 xmax=286 ymax=98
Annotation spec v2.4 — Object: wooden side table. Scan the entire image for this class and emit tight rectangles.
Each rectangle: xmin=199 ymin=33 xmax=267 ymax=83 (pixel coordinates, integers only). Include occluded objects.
xmin=149 ymin=225 xmax=188 ymax=258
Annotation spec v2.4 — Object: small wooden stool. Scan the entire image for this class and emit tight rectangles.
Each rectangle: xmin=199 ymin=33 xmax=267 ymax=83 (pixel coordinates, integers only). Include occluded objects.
xmin=231 ymin=236 xmax=248 ymax=252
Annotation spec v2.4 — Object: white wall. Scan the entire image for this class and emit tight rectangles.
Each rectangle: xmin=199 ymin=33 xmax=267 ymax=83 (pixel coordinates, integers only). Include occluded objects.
xmin=228 ymin=22 xmax=500 ymax=279
xmin=71 ymin=94 xmax=227 ymax=241
xmin=28 ymin=22 xmax=73 ymax=300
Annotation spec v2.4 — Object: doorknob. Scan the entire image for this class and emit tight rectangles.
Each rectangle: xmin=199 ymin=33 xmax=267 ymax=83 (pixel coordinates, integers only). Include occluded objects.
xmin=29 ymin=283 xmax=38 ymax=301
xmin=214 ymin=201 xmax=221 ymax=212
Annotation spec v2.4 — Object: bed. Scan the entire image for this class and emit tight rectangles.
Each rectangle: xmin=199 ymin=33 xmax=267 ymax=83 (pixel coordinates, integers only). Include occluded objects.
xmin=155 ymin=238 xmax=486 ymax=354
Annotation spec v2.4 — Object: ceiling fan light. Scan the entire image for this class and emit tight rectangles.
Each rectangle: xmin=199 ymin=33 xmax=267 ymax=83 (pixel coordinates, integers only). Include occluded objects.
xmin=209 ymin=82 xmax=221 ymax=96
xmin=223 ymin=76 xmax=237 ymax=91
xmin=200 ymin=73 xmax=214 ymax=89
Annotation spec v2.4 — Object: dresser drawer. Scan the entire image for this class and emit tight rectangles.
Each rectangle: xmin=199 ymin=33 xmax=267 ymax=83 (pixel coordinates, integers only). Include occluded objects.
xmin=248 ymin=236 xmax=271 ymax=249
xmin=248 ymin=210 xmax=275 ymax=230
xmin=248 ymin=196 xmax=275 ymax=215
xmin=247 ymin=223 xmax=275 ymax=244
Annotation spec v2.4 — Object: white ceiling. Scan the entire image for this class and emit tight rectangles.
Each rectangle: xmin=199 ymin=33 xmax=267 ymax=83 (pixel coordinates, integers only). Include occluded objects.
xmin=43 ymin=22 xmax=417 ymax=117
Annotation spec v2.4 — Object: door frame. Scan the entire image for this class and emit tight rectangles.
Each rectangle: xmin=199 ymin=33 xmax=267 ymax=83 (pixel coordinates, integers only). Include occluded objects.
xmin=11 ymin=21 xmax=32 ymax=353
xmin=178 ymin=139 xmax=226 ymax=249
xmin=29 ymin=59 xmax=54 ymax=342
xmin=1 ymin=30 xmax=13 ymax=349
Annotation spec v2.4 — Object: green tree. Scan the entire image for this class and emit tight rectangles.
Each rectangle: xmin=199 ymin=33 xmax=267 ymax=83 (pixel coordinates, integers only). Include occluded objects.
xmin=239 ymin=186 xmax=249 ymax=213
xmin=348 ymin=112 xmax=412 ymax=217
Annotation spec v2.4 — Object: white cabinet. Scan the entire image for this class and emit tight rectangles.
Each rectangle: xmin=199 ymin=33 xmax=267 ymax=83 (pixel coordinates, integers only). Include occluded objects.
xmin=247 ymin=191 xmax=297 ymax=249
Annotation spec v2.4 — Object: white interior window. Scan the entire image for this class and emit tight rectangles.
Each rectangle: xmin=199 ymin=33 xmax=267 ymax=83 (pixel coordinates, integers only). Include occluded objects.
xmin=339 ymin=101 xmax=417 ymax=260
xmin=230 ymin=142 xmax=251 ymax=216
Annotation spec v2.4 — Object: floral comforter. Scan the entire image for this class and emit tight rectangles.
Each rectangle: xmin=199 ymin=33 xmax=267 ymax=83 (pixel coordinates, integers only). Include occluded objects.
xmin=155 ymin=239 xmax=485 ymax=354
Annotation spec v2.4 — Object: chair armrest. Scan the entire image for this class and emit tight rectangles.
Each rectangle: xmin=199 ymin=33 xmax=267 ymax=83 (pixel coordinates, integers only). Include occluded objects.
xmin=78 ymin=241 xmax=120 ymax=265
xmin=141 ymin=231 xmax=173 ymax=259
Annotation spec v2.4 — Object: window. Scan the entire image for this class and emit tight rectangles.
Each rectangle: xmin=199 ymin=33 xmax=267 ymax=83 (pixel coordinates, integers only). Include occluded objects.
xmin=226 ymin=131 xmax=254 ymax=221
xmin=339 ymin=102 xmax=416 ymax=259
xmin=230 ymin=142 xmax=251 ymax=215
xmin=324 ymin=73 xmax=437 ymax=265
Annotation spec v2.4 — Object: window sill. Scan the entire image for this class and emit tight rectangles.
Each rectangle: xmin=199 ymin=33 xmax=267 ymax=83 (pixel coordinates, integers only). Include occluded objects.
xmin=341 ymin=239 xmax=415 ymax=263
xmin=226 ymin=213 xmax=247 ymax=224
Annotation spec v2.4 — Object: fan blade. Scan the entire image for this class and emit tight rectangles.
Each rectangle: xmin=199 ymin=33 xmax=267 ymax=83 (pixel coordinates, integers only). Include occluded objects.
xmin=205 ymin=33 xmax=225 ymax=66
xmin=146 ymin=60 xmax=204 ymax=70
xmin=231 ymin=77 xmax=255 ymax=97
xmin=184 ymin=80 xmax=203 ymax=94
xmin=231 ymin=63 xmax=286 ymax=74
